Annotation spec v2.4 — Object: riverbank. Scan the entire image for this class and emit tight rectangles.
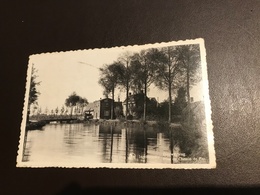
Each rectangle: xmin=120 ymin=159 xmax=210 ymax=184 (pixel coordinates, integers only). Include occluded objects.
xmin=84 ymin=118 xmax=182 ymax=128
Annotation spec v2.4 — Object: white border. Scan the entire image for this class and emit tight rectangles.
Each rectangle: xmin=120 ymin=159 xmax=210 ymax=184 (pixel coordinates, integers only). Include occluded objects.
xmin=16 ymin=38 xmax=216 ymax=169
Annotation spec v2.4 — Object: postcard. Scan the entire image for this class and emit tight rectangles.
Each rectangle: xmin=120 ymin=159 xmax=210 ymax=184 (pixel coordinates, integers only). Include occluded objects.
xmin=17 ymin=38 xmax=216 ymax=168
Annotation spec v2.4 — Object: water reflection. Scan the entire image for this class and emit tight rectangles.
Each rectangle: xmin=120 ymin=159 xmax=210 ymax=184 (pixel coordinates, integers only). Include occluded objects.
xmin=22 ymin=123 xmax=208 ymax=164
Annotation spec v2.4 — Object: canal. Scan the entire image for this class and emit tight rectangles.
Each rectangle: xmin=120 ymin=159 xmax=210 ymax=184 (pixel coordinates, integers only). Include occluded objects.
xmin=22 ymin=122 xmax=207 ymax=165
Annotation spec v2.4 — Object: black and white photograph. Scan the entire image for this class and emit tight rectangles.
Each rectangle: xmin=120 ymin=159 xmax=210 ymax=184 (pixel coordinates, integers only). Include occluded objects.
xmin=17 ymin=38 xmax=215 ymax=168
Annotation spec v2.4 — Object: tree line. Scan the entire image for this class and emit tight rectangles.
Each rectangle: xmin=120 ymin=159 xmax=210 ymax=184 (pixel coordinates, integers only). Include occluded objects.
xmin=28 ymin=44 xmax=201 ymax=123
xmin=99 ymin=44 xmax=201 ymax=123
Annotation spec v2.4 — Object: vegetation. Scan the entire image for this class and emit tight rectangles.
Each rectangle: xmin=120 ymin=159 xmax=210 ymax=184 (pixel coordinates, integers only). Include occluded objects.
xmin=99 ymin=62 xmax=125 ymax=119
xmin=27 ymin=64 xmax=41 ymax=123
xmin=178 ymin=101 xmax=209 ymax=159
xmin=175 ymin=45 xmax=201 ymax=105
xmin=65 ymin=92 xmax=88 ymax=117
xmin=118 ymin=51 xmax=133 ymax=120
xmin=129 ymin=49 xmax=158 ymax=121
xmin=127 ymin=93 xmax=158 ymax=120
xmin=29 ymin=65 xmax=41 ymax=106
xmin=172 ymin=87 xmax=188 ymax=116
xmin=98 ymin=44 xmax=201 ymax=123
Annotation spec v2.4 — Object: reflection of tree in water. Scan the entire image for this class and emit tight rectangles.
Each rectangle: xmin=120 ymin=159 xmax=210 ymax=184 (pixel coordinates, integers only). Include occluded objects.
xmin=63 ymin=124 xmax=83 ymax=155
xmin=149 ymin=122 xmax=209 ymax=164
xmin=167 ymin=102 xmax=209 ymax=163
xmin=98 ymin=125 xmax=110 ymax=163
xmin=168 ymin=126 xmax=209 ymax=163
xmin=99 ymin=124 xmax=161 ymax=164
xmin=126 ymin=126 xmax=158 ymax=163
xmin=127 ymin=127 xmax=147 ymax=163
xmin=98 ymin=122 xmax=209 ymax=164
xmin=99 ymin=124 xmax=122 ymax=163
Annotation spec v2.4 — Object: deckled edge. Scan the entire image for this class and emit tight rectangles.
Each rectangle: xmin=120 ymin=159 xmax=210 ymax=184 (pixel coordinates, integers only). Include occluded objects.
xmin=16 ymin=38 xmax=216 ymax=169
xmin=200 ymin=39 xmax=216 ymax=168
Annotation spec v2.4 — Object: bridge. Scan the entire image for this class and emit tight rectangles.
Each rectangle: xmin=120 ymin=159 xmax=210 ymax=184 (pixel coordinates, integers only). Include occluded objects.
xmin=29 ymin=115 xmax=80 ymax=124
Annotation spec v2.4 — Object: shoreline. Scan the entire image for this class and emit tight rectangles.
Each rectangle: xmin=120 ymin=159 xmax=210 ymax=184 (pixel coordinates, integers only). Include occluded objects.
xmin=82 ymin=118 xmax=182 ymax=128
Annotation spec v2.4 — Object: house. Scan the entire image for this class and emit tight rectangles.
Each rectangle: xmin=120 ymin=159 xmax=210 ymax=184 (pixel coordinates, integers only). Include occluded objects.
xmin=84 ymin=98 xmax=123 ymax=120
xmin=122 ymin=92 xmax=158 ymax=119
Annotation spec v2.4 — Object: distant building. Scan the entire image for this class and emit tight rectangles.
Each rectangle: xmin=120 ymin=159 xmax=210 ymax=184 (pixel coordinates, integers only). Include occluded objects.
xmin=84 ymin=98 xmax=122 ymax=120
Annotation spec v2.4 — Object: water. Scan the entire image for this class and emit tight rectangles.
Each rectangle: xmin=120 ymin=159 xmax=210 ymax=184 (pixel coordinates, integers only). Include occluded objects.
xmin=22 ymin=122 xmax=207 ymax=165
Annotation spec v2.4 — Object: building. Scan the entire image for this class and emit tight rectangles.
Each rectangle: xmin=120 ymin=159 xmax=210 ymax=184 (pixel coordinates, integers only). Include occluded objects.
xmin=122 ymin=92 xmax=158 ymax=119
xmin=85 ymin=98 xmax=123 ymax=120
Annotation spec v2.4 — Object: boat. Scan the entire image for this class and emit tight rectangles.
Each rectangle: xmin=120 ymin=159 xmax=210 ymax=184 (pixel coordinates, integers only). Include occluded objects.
xmin=26 ymin=120 xmax=46 ymax=130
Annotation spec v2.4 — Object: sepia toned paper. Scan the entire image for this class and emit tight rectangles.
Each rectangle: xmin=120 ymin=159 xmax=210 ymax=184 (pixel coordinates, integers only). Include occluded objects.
xmin=17 ymin=38 xmax=216 ymax=169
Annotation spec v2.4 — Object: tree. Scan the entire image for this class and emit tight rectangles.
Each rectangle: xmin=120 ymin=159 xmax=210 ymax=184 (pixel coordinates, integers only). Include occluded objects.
xmin=78 ymin=97 xmax=88 ymax=115
xmin=55 ymin=107 xmax=59 ymax=115
xmin=153 ymin=47 xmax=184 ymax=123
xmin=156 ymin=100 xmax=169 ymax=120
xmin=118 ymin=51 xmax=133 ymax=120
xmin=29 ymin=65 xmax=41 ymax=106
xmin=65 ymin=92 xmax=88 ymax=117
xmin=61 ymin=105 xmax=65 ymax=115
xmin=28 ymin=64 xmax=41 ymax=122
xmin=172 ymin=87 xmax=187 ymax=116
xmin=175 ymin=45 xmax=201 ymax=124
xmin=65 ymin=92 xmax=81 ymax=117
xmin=99 ymin=62 xmax=125 ymax=119
xmin=130 ymin=49 xmax=157 ymax=121
xmin=175 ymin=44 xmax=201 ymax=105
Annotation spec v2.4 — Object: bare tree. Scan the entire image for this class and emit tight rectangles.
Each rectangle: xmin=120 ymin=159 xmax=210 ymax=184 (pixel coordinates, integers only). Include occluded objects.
xmin=118 ymin=51 xmax=133 ymax=120
xmin=130 ymin=49 xmax=158 ymax=121
xmin=154 ymin=46 xmax=184 ymax=123
xmin=176 ymin=44 xmax=201 ymax=105
xmin=174 ymin=45 xmax=201 ymax=124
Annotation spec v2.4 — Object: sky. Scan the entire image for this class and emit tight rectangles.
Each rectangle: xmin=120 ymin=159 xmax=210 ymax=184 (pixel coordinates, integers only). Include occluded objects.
xmin=27 ymin=40 xmax=204 ymax=112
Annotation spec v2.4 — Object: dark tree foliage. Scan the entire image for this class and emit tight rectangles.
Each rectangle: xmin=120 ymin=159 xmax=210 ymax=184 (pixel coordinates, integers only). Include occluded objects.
xmin=156 ymin=100 xmax=172 ymax=121
xmin=118 ymin=51 xmax=133 ymax=120
xmin=127 ymin=93 xmax=157 ymax=120
xmin=129 ymin=49 xmax=158 ymax=120
xmin=65 ymin=92 xmax=81 ymax=107
xmin=146 ymin=98 xmax=159 ymax=120
xmin=97 ymin=44 xmax=202 ymax=123
xmin=175 ymin=44 xmax=201 ymax=104
xmin=172 ymin=87 xmax=187 ymax=116
xmin=153 ymin=46 xmax=185 ymax=123
xmin=27 ymin=65 xmax=41 ymax=123
xmin=99 ymin=62 xmax=125 ymax=97
xmin=129 ymin=93 xmax=148 ymax=119
xmin=65 ymin=92 xmax=88 ymax=116
xmin=99 ymin=62 xmax=125 ymax=119
xmin=178 ymin=101 xmax=209 ymax=159
xmin=29 ymin=65 xmax=41 ymax=106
